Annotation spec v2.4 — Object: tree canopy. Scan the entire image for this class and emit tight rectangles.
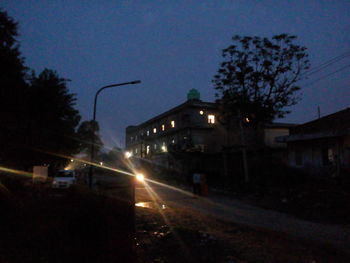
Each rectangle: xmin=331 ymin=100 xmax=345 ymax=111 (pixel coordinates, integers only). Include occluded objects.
xmin=26 ymin=69 xmax=82 ymax=166
xmin=0 ymin=9 xmax=27 ymax=124
xmin=213 ymin=34 xmax=310 ymax=125
xmin=0 ymin=10 xmax=83 ymax=169
xmin=76 ymin=120 xmax=103 ymax=159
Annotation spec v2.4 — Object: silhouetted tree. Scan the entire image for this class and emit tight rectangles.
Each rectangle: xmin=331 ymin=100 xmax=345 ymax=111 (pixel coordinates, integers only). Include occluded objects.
xmin=213 ymin=34 xmax=310 ymax=125
xmin=76 ymin=120 xmax=103 ymax=159
xmin=100 ymin=147 xmax=122 ymax=167
xmin=26 ymin=69 xmax=82 ymax=167
xmin=0 ymin=10 xmax=82 ymax=169
xmin=0 ymin=9 xmax=29 ymax=167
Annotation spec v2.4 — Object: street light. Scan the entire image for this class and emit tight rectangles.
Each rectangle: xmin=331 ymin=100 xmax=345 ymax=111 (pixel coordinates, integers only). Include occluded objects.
xmin=135 ymin=173 xmax=145 ymax=182
xmin=88 ymin=80 xmax=141 ymax=188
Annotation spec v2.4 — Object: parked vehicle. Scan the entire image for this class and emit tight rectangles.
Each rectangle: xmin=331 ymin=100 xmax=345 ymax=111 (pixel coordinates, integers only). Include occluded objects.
xmin=52 ymin=170 xmax=76 ymax=189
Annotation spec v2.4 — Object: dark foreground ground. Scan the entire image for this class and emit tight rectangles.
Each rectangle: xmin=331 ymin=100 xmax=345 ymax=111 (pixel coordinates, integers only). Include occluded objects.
xmin=135 ymin=203 xmax=350 ymax=263
xmin=2 ymin=174 xmax=350 ymax=263
xmin=220 ymin=176 xmax=350 ymax=226
xmin=134 ymin=173 xmax=350 ymax=263
xmin=0 ymin=175 xmax=135 ymax=263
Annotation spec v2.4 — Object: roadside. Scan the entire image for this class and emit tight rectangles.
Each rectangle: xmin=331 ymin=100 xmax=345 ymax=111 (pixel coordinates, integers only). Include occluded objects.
xmin=0 ymin=175 xmax=135 ymax=263
xmin=135 ymin=203 xmax=350 ymax=263
xmin=135 ymin=178 xmax=350 ymax=262
xmin=150 ymin=173 xmax=350 ymax=226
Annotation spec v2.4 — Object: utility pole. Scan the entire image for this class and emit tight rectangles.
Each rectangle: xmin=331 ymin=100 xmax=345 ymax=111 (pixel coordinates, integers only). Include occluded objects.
xmin=238 ymin=110 xmax=249 ymax=184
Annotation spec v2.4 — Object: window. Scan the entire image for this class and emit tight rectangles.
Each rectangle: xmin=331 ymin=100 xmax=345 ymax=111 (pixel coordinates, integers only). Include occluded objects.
xmin=130 ymin=136 xmax=133 ymax=142
xmin=199 ymin=110 xmax=204 ymax=115
xmin=171 ymin=139 xmax=175 ymax=144
xmin=171 ymin=120 xmax=175 ymax=128
xmin=135 ymin=135 xmax=138 ymax=141
xmin=153 ymin=128 xmax=157 ymax=133
xmin=147 ymin=130 xmax=150 ymax=136
xmin=146 ymin=145 xmax=150 ymax=155
xmin=322 ymin=148 xmax=333 ymax=166
xmin=135 ymin=148 xmax=138 ymax=154
xmin=295 ymin=150 xmax=303 ymax=166
xmin=208 ymin=115 xmax=215 ymax=124
xmin=161 ymin=142 xmax=167 ymax=152
xmin=161 ymin=124 xmax=165 ymax=131
xmin=154 ymin=144 xmax=157 ymax=150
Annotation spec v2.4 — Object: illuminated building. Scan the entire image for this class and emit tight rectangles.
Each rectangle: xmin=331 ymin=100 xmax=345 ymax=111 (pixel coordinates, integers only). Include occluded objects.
xmin=126 ymin=89 xmax=223 ymax=157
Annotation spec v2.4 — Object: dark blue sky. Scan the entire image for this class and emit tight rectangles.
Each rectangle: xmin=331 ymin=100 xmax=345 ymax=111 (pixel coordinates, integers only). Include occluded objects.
xmin=3 ymin=1 xmax=350 ymax=149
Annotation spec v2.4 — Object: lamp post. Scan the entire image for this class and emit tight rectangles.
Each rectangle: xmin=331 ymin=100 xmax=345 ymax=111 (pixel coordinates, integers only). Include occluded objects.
xmin=88 ymin=80 xmax=141 ymax=188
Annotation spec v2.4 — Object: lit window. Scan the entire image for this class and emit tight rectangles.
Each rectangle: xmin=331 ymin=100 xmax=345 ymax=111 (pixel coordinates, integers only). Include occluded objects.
xmin=171 ymin=120 xmax=175 ymax=128
xmin=154 ymin=144 xmax=157 ymax=150
xmin=199 ymin=110 xmax=204 ymax=115
xmin=208 ymin=115 xmax=215 ymax=124
xmin=147 ymin=130 xmax=150 ymax=136
xmin=171 ymin=139 xmax=175 ymax=144
xmin=146 ymin=145 xmax=150 ymax=155
xmin=161 ymin=142 xmax=167 ymax=152
xmin=130 ymin=136 xmax=133 ymax=142
xmin=161 ymin=124 xmax=165 ymax=131
xmin=153 ymin=128 xmax=157 ymax=133
xmin=135 ymin=148 xmax=138 ymax=154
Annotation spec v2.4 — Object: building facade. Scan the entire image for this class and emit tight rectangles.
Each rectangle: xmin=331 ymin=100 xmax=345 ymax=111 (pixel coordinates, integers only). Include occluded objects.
xmin=126 ymin=90 xmax=294 ymax=159
xmin=126 ymin=91 xmax=226 ymax=158
xmin=286 ymin=108 xmax=350 ymax=176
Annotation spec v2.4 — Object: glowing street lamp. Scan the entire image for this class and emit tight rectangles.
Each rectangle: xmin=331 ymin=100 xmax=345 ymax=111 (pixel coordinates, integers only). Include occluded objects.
xmin=125 ymin=151 xmax=133 ymax=159
xmin=88 ymin=80 xmax=141 ymax=188
xmin=135 ymin=173 xmax=145 ymax=182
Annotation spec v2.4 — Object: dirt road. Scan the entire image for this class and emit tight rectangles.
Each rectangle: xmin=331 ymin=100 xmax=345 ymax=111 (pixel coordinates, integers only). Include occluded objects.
xmin=136 ymin=181 xmax=350 ymax=253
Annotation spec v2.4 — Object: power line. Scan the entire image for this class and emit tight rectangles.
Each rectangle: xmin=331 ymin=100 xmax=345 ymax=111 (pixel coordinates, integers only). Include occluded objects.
xmin=304 ymin=64 xmax=350 ymax=87
xmin=302 ymin=51 xmax=350 ymax=78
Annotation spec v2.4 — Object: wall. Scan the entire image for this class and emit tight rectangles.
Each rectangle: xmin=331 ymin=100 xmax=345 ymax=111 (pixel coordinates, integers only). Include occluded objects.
xmin=287 ymin=136 xmax=350 ymax=175
xmin=264 ymin=128 xmax=289 ymax=148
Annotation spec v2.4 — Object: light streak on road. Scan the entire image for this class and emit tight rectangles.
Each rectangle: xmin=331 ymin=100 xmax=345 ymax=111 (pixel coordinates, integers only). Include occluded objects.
xmin=145 ymin=178 xmax=194 ymax=197
xmin=142 ymin=180 xmax=192 ymax=260
xmin=135 ymin=202 xmax=152 ymax=208
xmin=0 ymin=166 xmax=33 ymax=177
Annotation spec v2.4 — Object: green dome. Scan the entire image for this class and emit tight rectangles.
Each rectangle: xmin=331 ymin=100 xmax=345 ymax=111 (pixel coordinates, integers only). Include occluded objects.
xmin=187 ymin=89 xmax=200 ymax=100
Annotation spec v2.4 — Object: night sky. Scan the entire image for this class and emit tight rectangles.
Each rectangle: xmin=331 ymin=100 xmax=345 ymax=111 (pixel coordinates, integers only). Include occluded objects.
xmin=2 ymin=1 xmax=350 ymax=150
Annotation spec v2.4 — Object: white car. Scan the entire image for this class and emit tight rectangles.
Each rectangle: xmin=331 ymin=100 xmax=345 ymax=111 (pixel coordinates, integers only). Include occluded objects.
xmin=52 ymin=170 xmax=76 ymax=189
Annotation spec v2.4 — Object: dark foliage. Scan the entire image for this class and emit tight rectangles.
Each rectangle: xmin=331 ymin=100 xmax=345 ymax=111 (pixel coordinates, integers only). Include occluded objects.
xmin=213 ymin=34 xmax=310 ymax=125
xmin=25 ymin=69 xmax=81 ymax=167
xmin=76 ymin=120 xmax=103 ymax=158
xmin=0 ymin=10 xmax=81 ymax=169
xmin=0 ymin=9 xmax=29 ymax=166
